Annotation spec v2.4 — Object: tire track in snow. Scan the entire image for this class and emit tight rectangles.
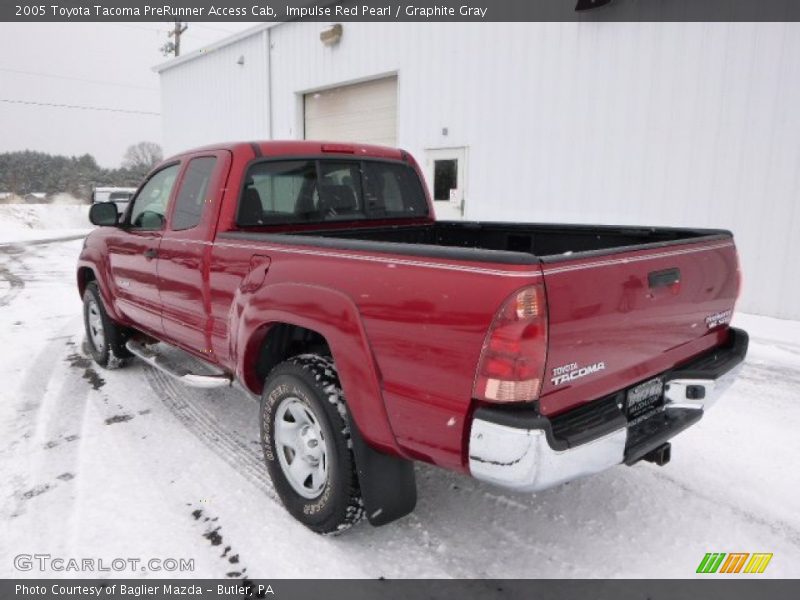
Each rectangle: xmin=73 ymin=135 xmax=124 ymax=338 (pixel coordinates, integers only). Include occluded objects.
xmin=0 ymin=265 xmax=24 ymax=307
xmin=3 ymin=317 xmax=84 ymax=457
xmin=0 ymin=244 xmax=28 ymax=307
xmin=3 ymin=329 xmax=93 ymax=521
xmin=649 ymin=469 xmax=800 ymax=548
xmin=141 ymin=361 xmax=460 ymax=576
xmin=144 ymin=367 xmax=278 ymax=501
xmin=0 ymin=234 xmax=87 ymax=250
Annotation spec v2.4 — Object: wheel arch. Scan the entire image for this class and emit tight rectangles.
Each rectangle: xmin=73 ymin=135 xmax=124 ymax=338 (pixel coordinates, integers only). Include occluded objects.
xmin=76 ymin=258 xmax=126 ymax=324
xmin=77 ymin=265 xmax=96 ymax=297
xmin=255 ymin=336 xmax=417 ymax=527
xmin=236 ymin=282 xmax=401 ymax=456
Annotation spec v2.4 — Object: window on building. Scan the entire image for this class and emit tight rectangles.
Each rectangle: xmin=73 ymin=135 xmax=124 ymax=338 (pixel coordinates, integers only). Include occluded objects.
xmin=433 ymin=159 xmax=458 ymax=201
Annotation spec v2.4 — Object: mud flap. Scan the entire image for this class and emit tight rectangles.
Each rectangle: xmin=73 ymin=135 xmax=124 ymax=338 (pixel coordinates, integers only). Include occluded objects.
xmin=349 ymin=418 xmax=416 ymax=526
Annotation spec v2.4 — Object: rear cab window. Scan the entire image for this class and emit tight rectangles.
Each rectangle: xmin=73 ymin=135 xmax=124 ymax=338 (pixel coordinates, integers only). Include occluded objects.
xmin=236 ymin=159 xmax=428 ymax=227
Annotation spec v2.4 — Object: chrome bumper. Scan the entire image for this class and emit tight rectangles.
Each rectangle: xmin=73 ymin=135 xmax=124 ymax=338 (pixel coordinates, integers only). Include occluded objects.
xmin=469 ymin=421 xmax=627 ymax=492
xmin=468 ymin=329 xmax=747 ymax=493
xmin=663 ymin=362 xmax=743 ymax=411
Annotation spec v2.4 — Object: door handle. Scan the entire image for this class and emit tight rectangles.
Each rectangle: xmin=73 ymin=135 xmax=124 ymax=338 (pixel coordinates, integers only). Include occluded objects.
xmin=144 ymin=248 xmax=158 ymax=260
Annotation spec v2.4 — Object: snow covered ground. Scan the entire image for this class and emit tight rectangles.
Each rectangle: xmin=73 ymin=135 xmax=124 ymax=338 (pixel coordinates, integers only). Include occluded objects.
xmin=0 ymin=236 xmax=798 ymax=579
xmin=0 ymin=204 xmax=92 ymax=245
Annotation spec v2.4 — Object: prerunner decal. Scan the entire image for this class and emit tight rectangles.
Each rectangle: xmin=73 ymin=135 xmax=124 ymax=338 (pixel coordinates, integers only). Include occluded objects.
xmin=705 ymin=309 xmax=732 ymax=329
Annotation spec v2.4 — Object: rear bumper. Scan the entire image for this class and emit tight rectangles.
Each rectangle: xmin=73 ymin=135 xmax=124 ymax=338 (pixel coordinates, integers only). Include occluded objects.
xmin=468 ymin=327 xmax=748 ymax=492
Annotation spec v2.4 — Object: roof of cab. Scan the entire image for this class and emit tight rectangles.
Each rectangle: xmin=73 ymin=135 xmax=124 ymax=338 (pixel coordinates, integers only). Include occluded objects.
xmin=165 ymin=140 xmax=406 ymax=162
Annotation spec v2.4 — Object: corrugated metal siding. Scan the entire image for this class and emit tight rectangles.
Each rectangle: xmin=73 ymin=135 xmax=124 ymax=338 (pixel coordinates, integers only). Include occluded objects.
xmin=158 ymin=23 xmax=800 ymax=320
xmin=159 ymin=31 xmax=270 ymax=154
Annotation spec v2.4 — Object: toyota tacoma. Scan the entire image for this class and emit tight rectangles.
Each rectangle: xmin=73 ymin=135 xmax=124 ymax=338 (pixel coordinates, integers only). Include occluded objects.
xmin=77 ymin=141 xmax=747 ymax=533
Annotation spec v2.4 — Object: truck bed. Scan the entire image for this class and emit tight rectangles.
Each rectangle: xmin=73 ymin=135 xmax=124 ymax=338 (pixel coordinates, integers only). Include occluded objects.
xmin=222 ymin=220 xmax=738 ymax=419
xmin=225 ymin=221 xmax=730 ymax=263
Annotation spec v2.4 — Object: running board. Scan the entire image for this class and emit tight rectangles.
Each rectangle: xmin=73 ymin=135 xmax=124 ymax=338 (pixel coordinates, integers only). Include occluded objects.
xmin=125 ymin=340 xmax=233 ymax=389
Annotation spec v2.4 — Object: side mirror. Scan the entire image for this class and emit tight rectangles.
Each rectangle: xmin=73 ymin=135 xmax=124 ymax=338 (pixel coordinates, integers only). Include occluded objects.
xmin=89 ymin=202 xmax=120 ymax=227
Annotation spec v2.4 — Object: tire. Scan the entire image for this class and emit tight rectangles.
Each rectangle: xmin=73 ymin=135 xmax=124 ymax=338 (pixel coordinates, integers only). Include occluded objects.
xmin=260 ymin=354 xmax=364 ymax=534
xmin=82 ymin=281 xmax=132 ymax=368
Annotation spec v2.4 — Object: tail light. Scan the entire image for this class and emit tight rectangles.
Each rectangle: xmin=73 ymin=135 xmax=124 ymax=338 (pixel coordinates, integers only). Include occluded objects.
xmin=734 ymin=250 xmax=743 ymax=305
xmin=473 ymin=285 xmax=548 ymax=403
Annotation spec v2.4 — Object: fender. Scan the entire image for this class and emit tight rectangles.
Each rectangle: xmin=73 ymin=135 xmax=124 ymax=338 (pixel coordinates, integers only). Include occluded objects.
xmin=234 ymin=281 xmax=403 ymax=457
xmin=76 ymin=252 xmax=128 ymax=326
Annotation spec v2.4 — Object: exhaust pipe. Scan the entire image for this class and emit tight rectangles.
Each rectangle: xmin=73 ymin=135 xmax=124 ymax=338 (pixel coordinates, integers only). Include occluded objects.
xmin=643 ymin=442 xmax=671 ymax=466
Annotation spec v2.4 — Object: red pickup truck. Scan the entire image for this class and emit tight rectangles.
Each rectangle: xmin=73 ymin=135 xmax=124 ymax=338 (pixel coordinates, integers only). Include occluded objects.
xmin=78 ymin=141 xmax=747 ymax=533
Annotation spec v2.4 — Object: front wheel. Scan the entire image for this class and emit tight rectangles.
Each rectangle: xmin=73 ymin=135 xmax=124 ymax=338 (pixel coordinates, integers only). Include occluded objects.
xmin=82 ymin=281 xmax=132 ymax=368
xmin=260 ymin=354 xmax=364 ymax=534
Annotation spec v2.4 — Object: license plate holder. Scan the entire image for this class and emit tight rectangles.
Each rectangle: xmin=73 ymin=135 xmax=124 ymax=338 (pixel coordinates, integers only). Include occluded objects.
xmin=625 ymin=377 xmax=665 ymax=423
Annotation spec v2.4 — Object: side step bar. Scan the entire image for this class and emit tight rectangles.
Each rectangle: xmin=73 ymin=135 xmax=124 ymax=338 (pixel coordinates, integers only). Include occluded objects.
xmin=125 ymin=340 xmax=233 ymax=389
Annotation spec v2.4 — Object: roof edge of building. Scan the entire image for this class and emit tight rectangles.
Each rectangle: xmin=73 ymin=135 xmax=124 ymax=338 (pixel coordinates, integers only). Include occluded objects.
xmin=152 ymin=22 xmax=277 ymax=74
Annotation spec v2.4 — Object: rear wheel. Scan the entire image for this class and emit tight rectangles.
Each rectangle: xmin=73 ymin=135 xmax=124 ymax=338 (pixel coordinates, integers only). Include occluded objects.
xmin=260 ymin=354 xmax=364 ymax=534
xmin=82 ymin=281 xmax=132 ymax=368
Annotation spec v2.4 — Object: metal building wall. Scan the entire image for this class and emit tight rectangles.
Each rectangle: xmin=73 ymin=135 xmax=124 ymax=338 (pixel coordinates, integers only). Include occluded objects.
xmin=158 ymin=29 xmax=270 ymax=154
xmin=158 ymin=23 xmax=800 ymax=320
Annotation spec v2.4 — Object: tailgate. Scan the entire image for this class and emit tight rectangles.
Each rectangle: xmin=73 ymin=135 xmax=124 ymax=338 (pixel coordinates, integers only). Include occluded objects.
xmin=538 ymin=237 xmax=739 ymax=416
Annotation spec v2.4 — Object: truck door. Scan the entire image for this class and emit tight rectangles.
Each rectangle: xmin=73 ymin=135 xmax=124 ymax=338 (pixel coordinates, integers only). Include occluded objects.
xmin=106 ymin=163 xmax=181 ymax=336
xmin=158 ymin=151 xmax=230 ymax=356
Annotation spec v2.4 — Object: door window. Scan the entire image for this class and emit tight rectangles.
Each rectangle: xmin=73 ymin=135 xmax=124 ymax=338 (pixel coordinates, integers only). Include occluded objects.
xmin=171 ymin=157 xmax=217 ymax=231
xmin=129 ymin=164 xmax=180 ymax=230
xmin=433 ymin=159 xmax=458 ymax=201
xmin=425 ymin=147 xmax=466 ymax=220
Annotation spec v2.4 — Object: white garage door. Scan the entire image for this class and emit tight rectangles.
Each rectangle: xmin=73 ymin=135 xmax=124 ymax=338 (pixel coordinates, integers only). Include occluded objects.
xmin=303 ymin=77 xmax=397 ymax=146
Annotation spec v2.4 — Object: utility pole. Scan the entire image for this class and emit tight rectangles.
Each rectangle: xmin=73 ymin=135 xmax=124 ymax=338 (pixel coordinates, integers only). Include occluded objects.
xmin=160 ymin=21 xmax=187 ymax=57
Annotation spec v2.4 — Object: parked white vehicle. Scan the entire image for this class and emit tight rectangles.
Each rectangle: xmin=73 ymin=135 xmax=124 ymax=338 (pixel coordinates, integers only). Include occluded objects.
xmin=91 ymin=187 xmax=137 ymax=214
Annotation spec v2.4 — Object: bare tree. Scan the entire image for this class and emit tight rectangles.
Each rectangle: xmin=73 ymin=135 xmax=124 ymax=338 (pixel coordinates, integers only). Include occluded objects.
xmin=122 ymin=142 xmax=163 ymax=176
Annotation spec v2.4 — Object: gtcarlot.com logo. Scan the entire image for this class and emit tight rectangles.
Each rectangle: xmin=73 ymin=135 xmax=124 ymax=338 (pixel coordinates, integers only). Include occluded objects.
xmin=696 ymin=552 xmax=773 ymax=574
xmin=14 ymin=554 xmax=195 ymax=573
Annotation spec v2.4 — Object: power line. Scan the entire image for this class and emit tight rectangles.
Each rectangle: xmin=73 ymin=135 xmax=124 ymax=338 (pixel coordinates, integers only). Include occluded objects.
xmin=193 ymin=24 xmax=241 ymax=34
xmin=0 ymin=98 xmax=160 ymax=116
xmin=0 ymin=67 xmax=157 ymax=91
xmin=112 ymin=23 xmax=163 ymax=33
xmin=112 ymin=22 xmax=231 ymax=40
xmin=112 ymin=22 xmax=241 ymax=40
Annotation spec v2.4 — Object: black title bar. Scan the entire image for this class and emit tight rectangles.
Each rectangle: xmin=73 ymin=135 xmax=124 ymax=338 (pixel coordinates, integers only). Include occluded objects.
xmin=4 ymin=0 xmax=800 ymax=22
xmin=4 ymin=579 xmax=800 ymax=600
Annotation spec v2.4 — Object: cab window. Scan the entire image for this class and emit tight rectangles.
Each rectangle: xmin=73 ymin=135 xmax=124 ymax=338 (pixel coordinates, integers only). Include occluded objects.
xmin=238 ymin=160 xmax=318 ymax=226
xmin=128 ymin=164 xmax=180 ymax=230
xmin=236 ymin=159 xmax=428 ymax=226
xmin=171 ymin=157 xmax=217 ymax=231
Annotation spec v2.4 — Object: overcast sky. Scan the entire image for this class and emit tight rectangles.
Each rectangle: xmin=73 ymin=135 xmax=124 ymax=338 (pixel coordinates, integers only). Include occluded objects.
xmin=0 ymin=22 xmax=259 ymax=167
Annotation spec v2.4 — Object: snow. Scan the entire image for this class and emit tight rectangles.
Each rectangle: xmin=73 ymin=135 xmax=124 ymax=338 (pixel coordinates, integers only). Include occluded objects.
xmin=1 ymin=238 xmax=798 ymax=579
xmin=0 ymin=204 xmax=92 ymax=244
